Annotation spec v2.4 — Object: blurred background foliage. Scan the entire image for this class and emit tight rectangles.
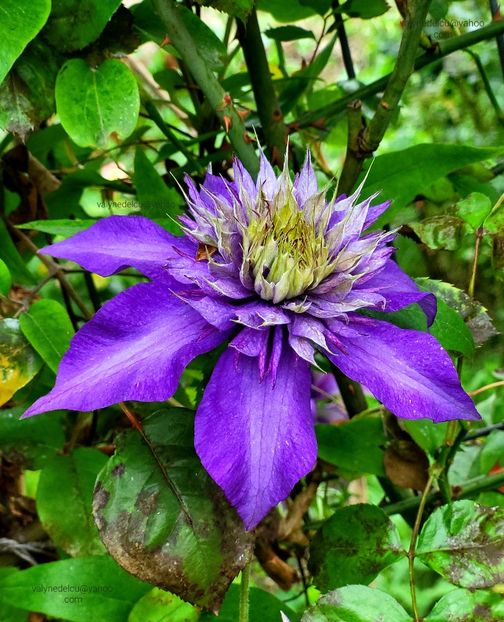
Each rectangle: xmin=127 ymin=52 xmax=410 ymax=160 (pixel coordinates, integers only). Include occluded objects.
xmin=0 ymin=0 xmax=503 ymax=621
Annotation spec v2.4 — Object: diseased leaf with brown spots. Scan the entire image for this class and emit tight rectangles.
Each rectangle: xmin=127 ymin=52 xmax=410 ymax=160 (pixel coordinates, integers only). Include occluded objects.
xmin=417 ymin=500 xmax=504 ymax=588
xmin=308 ymin=504 xmax=405 ymax=591
xmin=425 ymin=588 xmax=504 ymax=621
xmin=0 ymin=318 xmax=42 ymax=407
xmin=93 ymin=408 xmax=253 ymax=612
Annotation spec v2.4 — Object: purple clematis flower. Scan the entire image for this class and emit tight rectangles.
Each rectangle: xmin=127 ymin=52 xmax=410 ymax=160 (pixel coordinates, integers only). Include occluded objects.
xmin=23 ymin=152 xmax=480 ymax=529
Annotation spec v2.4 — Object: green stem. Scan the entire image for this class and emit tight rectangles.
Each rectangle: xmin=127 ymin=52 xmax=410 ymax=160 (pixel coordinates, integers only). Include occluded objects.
xmin=468 ymin=227 xmax=483 ymax=299
xmin=236 ymin=9 xmax=287 ymax=165
xmin=408 ymin=472 xmax=435 ymax=622
xmin=151 ymin=0 xmax=259 ymax=177
xmin=296 ymin=18 xmax=504 ymax=130
xmin=239 ymin=562 xmax=251 ymax=622
xmin=337 ymin=100 xmax=364 ymax=195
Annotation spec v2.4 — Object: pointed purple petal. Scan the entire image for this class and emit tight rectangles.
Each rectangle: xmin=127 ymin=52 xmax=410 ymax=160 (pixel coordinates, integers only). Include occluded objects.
xmin=23 ymin=282 xmax=228 ymax=416
xmin=294 ymin=151 xmax=318 ymax=205
xmin=39 ymin=215 xmax=193 ymax=281
xmin=363 ymin=200 xmax=391 ymax=230
xmin=195 ymin=340 xmax=316 ymax=529
xmin=360 ymin=260 xmax=437 ymax=325
xmin=256 ymin=150 xmax=277 ymax=199
xmin=326 ymin=316 xmax=480 ymax=422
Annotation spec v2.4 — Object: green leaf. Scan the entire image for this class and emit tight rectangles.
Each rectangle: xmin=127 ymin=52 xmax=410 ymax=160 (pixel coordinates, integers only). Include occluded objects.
xmin=200 ymin=585 xmax=300 ymax=622
xmin=425 ymin=296 xmax=475 ymax=358
xmin=0 ymin=406 xmax=64 ymax=469
xmin=0 ymin=0 xmax=51 ymax=85
xmin=19 ymin=299 xmax=74 ymax=373
xmin=417 ymin=278 xmax=498 ymax=346
xmin=264 ymin=25 xmax=316 ymax=41
xmin=0 ymin=40 xmax=59 ymax=139
xmin=194 ymin=0 xmax=254 ymax=21
xmin=479 ymin=431 xmax=504 ymax=473
xmin=409 ymin=216 xmax=464 ymax=250
xmin=316 ymin=413 xmax=386 ymax=476
xmin=133 ymin=148 xmax=182 ymax=224
xmin=256 ymin=0 xmax=319 ymax=22
xmin=361 ymin=144 xmax=502 ymax=225
xmin=402 ymin=419 xmax=448 ymax=455
xmin=93 ymin=408 xmax=253 ymax=612
xmin=301 ymin=586 xmax=411 ymax=622
xmin=37 ymin=448 xmax=107 ymax=556
xmin=55 ymin=59 xmax=140 ymax=148
xmin=0 ymin=259 xmax=12 ymax=295
xmin=18 ymin=219 xmax=96 ymax=237
xmin=341 ymin=0 xmax=390 ymax=19
xmin=425 ymin=588 xmax=504 ymax=621
xmin=0 ymin=570 xmax=28 ymax=622
xmin=456 ymin=192 xmax=493 ymax=231
xmin=0 ymin=318 xmax=42 ymax=407
xmin=0 ymin=556 xmax=150 ymax=622
xmin=308 ymin=504 xmax=404 ymax=591
xmin=176 ymin=5 xmax=227 ymax=71
xmin=128 ymin=588 xmax=199 ymax=622
xmin=417 ymin=500 xmax=504 ymax=588
xmin=43 ymin=0 xmax=122 ymax=52
xmin=0 ymin=219 xmax=36 ymax=285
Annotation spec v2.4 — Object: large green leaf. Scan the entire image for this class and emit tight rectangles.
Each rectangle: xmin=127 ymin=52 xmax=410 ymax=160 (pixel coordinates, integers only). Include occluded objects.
xmin=37 ymin=448 xmax=108 ymax=557
xmin=20 ymin=299 xmax=74 ymax=373
xmin=55 ymin=59 xmax=140 ymax=148
xmin=361 ymin=145 xmax=501 ymax=225
xmin=0 ymin=0 xmax=51 ymax=85
xmin=301 ymin=586 xmax=411 ymax=622
xmin=0 ymin=318 xmax=42 ymax=407
xmin=43 ymin=0 xmax=122 ymax=52
xmin=341 ymin=0 xmax=390 ymax=19
xmin=0 ymin=259 xmax=12 ymax=295
xmin=417 ymin=500 xmax=504 ymax=588
xmin=308 ymin=504 xmax=404 ymax=591
xmin=316 ymin=414 xmax=386 ymax=476
xmin=417 ymin=278 xmax=498 ymax=346
xmin=425 ymin=588 xmax=504 ymax=621
xmin=0 ymin=556 xmax=150 ymax=622
xmin=0 ymin=569 xmax=28 ymax=622
xmin=256 ymin=0 xmax=320 ymax=22
xmin=0 ymin=406 xmax=64 ymax=469
xmin=93 ymin=409 xmax=253 ymax=612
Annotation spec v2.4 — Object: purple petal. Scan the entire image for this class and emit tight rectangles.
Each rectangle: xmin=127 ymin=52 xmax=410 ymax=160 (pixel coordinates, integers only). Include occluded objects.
xmin=294 ymin=151 xmax=318 ymax=205
xmin=256 ymin=150 xmax=277 ymax=199
xmin=39 ymin=215 xmax=193 ymax=281
xmin=360 ymin=260 xmax=437 ymax=325
xmin=363 ymin=200 xmax=391 ymax=230
xmin=195 ymin=337 xmax=316 ymax=529
xmin=326 ymin=316 xmax=480 ymax=422
xmin=23 ymin=282 xmax=228 ymax=417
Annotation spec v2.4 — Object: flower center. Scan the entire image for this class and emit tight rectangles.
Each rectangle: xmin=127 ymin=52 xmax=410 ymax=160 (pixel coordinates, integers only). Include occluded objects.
xmin=244 ymin=190 xmax=332 ymax=304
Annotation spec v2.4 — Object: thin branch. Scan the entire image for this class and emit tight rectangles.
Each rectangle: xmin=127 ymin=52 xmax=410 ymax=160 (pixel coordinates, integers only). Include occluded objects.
xmin=295 ymin=18 xmax=504 ymax=131
xmin=236 ymin=9 xmax=287 ymax=165
xmin=151 ymin=0 xmax=259 ymax=176
xmin=332 ymin=0 xmax=356 ymax=80
xmin=489 ymin=0 xmax=504 ymax=78
xmin=330 ymin=362 xmax=368 ymax=417
xmin=383 ymin=471 xmax=504 ymax=516
xmin=337 ymin=99 xmax=364 ymax=195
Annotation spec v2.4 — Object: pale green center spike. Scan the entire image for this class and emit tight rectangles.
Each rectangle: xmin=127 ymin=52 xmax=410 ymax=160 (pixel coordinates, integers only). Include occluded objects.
xmin=244 ymin=187 xmax=334 ymax=303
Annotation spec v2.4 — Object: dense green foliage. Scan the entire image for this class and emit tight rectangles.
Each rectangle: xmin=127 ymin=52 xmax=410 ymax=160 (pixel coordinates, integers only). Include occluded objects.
xmin=0 ymin=1 xmax=503 ymax=621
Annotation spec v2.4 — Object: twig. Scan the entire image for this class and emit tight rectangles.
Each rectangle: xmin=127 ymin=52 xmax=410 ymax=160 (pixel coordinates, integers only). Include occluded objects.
xmin=489 ymin=0 xmax=504 ymax=79
xmin=338 ymin=100 xmax=364 ymax=195
xmin=151 ymin=0 xmax=259 ymax=176
xmin=330 ymin=362 xmax=368 ymax=417
xmin=236 ymin=9 xmax=287 ymax=165
xmin=239 ymin=562 xmax=251 ymax=622
xmin=463 ymin=421 xmax=504 ymax=440
xmin=295 ymin=18 xmax=504 ymax=130
xmin=408 ymin=472 xmax=435 ymax=622
xmin=332 ymin=0 xmax=356 ymax=80
xmin=469 ymin=226 xmax=483 ymax=299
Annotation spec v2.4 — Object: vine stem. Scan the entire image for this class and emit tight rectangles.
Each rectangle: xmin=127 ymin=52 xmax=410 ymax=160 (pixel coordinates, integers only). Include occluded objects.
xmin=408 ymin=472 xmax=435 ymax=622
xmin=469 ymin=380 xmax=504 ymax=396
xmin=239 ymin=562 xmax=251 ymax=622
xmin=151 ymin=0 xmax=259 ymax=177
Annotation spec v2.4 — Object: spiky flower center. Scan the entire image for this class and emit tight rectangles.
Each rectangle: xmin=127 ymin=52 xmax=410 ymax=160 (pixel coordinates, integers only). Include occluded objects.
xmin=244 ymin=189 xmax=333 ymax=303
